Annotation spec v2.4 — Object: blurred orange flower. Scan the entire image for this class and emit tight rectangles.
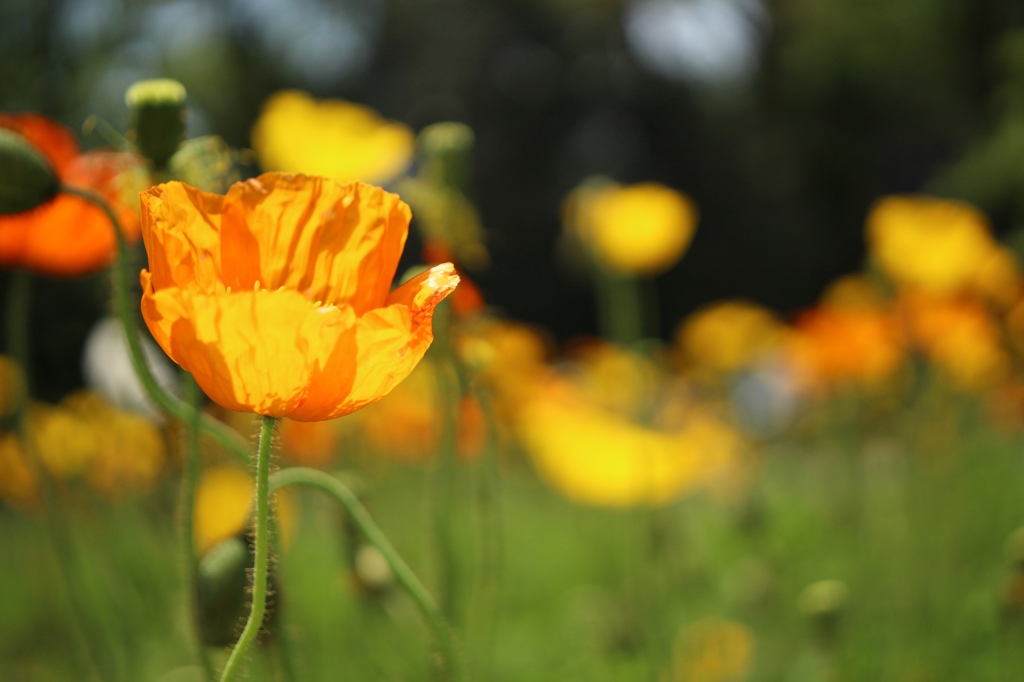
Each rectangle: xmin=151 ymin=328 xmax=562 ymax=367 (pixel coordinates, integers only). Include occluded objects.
xmin=0 ymin=113 xmax=142 ymax=276
xmin=787 ymin=306 xmax=904 ymax=389
xmin=898 ymin=292 xmax=1009 ymax=390
xmin=139 ymin=173 xmax=458 ymax=421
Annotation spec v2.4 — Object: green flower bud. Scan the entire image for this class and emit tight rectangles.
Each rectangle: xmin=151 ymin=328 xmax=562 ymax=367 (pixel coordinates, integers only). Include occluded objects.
xmin=798 ymin=579 xmax=848 ymax=645
xmin=0 ymin=128 xmax=59 ymax=215
xmin=125 ymin=78 xmax=187 ymax=169
xmin=418 ymin=121 xmax=474 ymax=192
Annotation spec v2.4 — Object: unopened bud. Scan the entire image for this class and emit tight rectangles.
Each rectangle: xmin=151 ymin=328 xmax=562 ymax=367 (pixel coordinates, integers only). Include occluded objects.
xmin=798 ymin=579 xmax=848 ymax=644
xmin=418 ymin=121 xmax=474 ymax=191
xmin=126 ymin=79 xmax=187 ymax=169
xmin=0 ymin=128 xmax=59 ymax=214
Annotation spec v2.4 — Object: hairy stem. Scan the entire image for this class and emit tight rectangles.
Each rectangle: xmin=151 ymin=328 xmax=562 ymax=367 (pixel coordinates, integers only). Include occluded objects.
xmin=218 ymin=415 xmax=276 ymax=682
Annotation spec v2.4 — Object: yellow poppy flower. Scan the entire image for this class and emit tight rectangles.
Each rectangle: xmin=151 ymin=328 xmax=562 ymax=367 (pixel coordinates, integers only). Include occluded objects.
xmin=251 ymin=90 xmax=414 ymax=186
xmin=193 ymin=465 xmax=296 ymax=557
xmin=519 ymin=381 xmax=742 ymax=508
xmin=567 ymin=180 xmax=697 ymax=276
xmin=139 ymin=173 xmax=458 ymax=421
xmin=670 ymin=617 xmax=754 ymax=682
xmin=675 ymin=300 xmax=787 ymax=376
xmin=866 ymin=195 xmax=999 ymax=294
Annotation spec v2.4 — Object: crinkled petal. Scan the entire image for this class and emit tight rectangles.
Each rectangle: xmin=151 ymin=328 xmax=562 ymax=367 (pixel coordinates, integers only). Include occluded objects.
xmin=141 ymin=182 xmax=225 ymax=293
xmin=140 ymin=274 xmax=358 ymax=417
xmin=289 ymin=263 xmax=459 ymax=421
xmin=140 ymin=175 xmax=411 ymax=312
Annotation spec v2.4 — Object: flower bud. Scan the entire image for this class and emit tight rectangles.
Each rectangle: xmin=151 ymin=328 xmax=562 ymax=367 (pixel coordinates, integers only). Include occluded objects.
xmin=798 ymin=579 xmax=848 ymax=645
xmin=125 ymin=78 xmax=187 ymax=169
xmin=418 ymin=121 xmax=474 ymax=192
xmin=0 ymin=127 xmax=60 ymax=214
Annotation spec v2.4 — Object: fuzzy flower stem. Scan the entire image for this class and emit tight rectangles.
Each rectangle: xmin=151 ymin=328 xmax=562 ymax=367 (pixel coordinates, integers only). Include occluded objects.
xmin=182 ymin=372 xmax=216 ymax=681
xmin=269 ymin=466 xmax=469 ymax=682
xmin=57 ymin=184 xmax=251 ymax=465
xmin=219 ymin=414 xmax=276 ymax=682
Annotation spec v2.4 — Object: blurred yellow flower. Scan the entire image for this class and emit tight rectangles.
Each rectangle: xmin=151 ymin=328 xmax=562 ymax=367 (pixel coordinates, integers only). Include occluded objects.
xmin=27 ymin=401 xmax=97 ymax=480
xmin=0 ymin=391 xmax=165 ymax=501
xmin=675 ymin=300 xmax=788 ymax=376
xmin=139 ymin=174 xmax=458 ymax=421
xmin=62 ymin=391 xmax=166 ymax=495
xmin=866 ymin=195 xmax=1000 ymax=294
xmin=518 ymin=380 xmax=742 ymax=507
xmin=670 ymin=617 xmax=754 ymax=682
xmin=972 ymin=245 xmax=1022 ymax=309
xmin=566 ymin=180 xmax=697 ymax=276
xmin=566 ymin=340 xmax=660 ymax=418
xmin=0 ymin=432 xmax=38 ymax=508
xmin=819 ymin=273 xmax=889 ymax=310
xmin=252 ymin=90 xmax=415 ymax=186
xmin=193 ymin=465 xmax=295 ymax=556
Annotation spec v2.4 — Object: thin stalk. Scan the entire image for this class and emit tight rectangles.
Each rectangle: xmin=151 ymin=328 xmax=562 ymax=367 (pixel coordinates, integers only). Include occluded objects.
xmin=594 ymin=268 xmax=645 ymax=345
xmin=182 ymin=373 xmax=216 ymax=681
xmin=269 ymin=467 xmax=468 ymax=682
xmin=58 ymin=184 xmax=250 ymax=465
xmin=5 ymin=268 xmax=31 ymax=403
xmin=219 ymin=415 xmax=276 ymax=682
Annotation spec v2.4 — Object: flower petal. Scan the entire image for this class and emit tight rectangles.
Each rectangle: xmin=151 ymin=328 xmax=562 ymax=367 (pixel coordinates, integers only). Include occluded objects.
xmin=0 ymin=147 xmax=142 ymax=277
xmin=0 ymin=113 xmax=79 ymax=175
xmin=287 ymin=263 xmax=459 ymax=421
xmin=141 ymin=181 xmax=226 ymax=293
xmin=140 ymin=276 xmax=358 ymax=417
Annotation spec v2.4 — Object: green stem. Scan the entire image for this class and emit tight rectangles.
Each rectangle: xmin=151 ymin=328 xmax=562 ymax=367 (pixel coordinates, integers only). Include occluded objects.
xmin=182 ymin=373 xmax=216 ymax=681
xmin=5 ymin=269 xmax=31 ymax=406
xmin=594 ymin=268 xmax=646 ymax=345
xmin=269 ymin=467 xmax=469 ymax=682
xmin=219 ymin=415 xmax=276 ymax=682
xmin=58 ymin=184 xmax=250 ymax=465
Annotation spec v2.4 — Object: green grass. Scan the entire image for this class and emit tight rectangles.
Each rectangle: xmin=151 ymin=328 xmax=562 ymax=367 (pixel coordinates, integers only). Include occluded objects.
xmin=3 ymin=400 xmax=1024 ymax=681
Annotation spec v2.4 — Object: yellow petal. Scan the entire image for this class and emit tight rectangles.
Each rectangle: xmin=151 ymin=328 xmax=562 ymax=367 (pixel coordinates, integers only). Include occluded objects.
xmin=141 ymin=278 xmax=358 ymax=417
xmin=251 ymin=90 xmax=415 ymax=186
xmin=289 ymin=263 xmax=459 ymax=421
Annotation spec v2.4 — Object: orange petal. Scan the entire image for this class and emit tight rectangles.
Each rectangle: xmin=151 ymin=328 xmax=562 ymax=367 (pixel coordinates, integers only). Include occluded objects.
xmin=290 ymin=263 xmax=459 ymax=421
xmin=0 ymin=146 xmax=142 ymax=277
xmin=140 ymin=278 xmax=359 ymax=417
xmin=141 ymin=182 xmax=226 ymax=293
xmin=0 ymin=113 xmax=78 ymax=175
xmin=218 ymin=175 xmax=411 ymax=313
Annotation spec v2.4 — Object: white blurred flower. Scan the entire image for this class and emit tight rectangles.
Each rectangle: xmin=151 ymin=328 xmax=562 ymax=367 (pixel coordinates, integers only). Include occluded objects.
xmin=624 ymin=0 xmax=768 ymax=86
xmin=82 ymin=317 xmax=179 ymax=422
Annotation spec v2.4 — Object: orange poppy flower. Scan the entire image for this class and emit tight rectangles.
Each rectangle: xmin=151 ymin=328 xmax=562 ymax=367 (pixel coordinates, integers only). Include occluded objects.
xmin=0 ymin=113 xmax=142 ymax=276
xmin=139 ymin=173 xmax=459 ymax=421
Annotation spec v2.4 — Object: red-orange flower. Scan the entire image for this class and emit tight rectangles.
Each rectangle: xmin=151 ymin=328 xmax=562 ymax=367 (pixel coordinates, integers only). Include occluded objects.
xmin=139 ymin=173 xmax=459 ymax=421
xmin=0 ymin=113 xmax=142 ymax=276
